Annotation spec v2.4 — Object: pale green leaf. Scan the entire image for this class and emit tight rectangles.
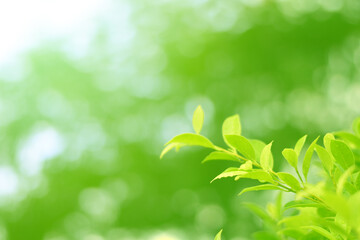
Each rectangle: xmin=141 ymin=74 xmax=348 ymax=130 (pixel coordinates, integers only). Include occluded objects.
xmin=225 ymin=135 xmax=255 ymax=160
xmin=211 ymin=168 xmax=245 ymax=182
xmin=301 ymin=226 xmax=337 ymax=240
xmin=356 ymin=173 xmax=360 ymax=190
xmin=294 ymin=135 xmax=307 ymax=156
xmin=235 ymin=170 xmax=275 ymax=184
xmin=202 ymin=151 xmax=240 ymax=163
xmin=336 ymin=166 xmax=355 ymax=195
xmin=284 ymin=200 xmax=321 ymax=210
xmin=282 ymin=148 xmax=298 ymax=169
xmin=242 ymin=202 xmax=274 ymax=224
xmin=302 ymin=137 xmax=319 ymax=181
xmin=334 ymin=131 xmax=360 ymax=149
xmin=222 ymin=114 xmax=241 ymax=136
xmin=239 ymin=161 xmax=253 ymax=170
xmin=160 ymin=143 xmax=178 ymax=159
xmin=192 ymin=105 xmax=204 ymax=134
xmin=166 ymin=133 xmax=215 ymax=149
xmin=249 ymin=139 xmax=266 ymax=162
xmin=323 ymin=133 xmax=335 ymax=152
xmin=214 ymin=229 xmax=222 ymax=240
xmin=314 ymin=145 xmax=334 ymax=174
xmin=330 ymin=140 xmax=355 ymax=170
xmin=277 ymin=172 xmax=302 ymax=191
xmin=238 ymin=184 xmax=284 ymax=196
xmin=260 ymin=142 xmax=273 ymax=171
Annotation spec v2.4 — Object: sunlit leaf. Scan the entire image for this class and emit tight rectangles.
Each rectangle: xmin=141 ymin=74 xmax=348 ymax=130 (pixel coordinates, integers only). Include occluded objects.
xmin=282 ymin=148 xmax=298 ymax=169
xmin=336 ymin=166 xmax=355 ymax=195
xmin=240 ymin=161 xmax=253 ymax=170
xmin=314 ymin=145 xmax=334 ymax=174
xmin=222 ymin=114 xmax=241 ymax=136
xmin=166 ymin=133 xmax=215 ymax=149
xmin=211 ymin=167 xmax=245 ymax=182
xmin=260 ymin=142 xmax=273 ymax=171
xmin=302 ymin=137 xmax=319 ymax=181
xmin=235 ymin=170 xmax=276 ymax=184
xmin=277 ymin=172 xmax=302 ymax=191
xmin=330 ymin=140 xmax=355 ymax=170
xmin=294 ymin=135 xmax=307 ymax=156
xmin=284 ymin=200 xmax=321 ymax=210
xmin=214 ymin=229 xmax=222 ymax=240
xmin=238 ymin=184 xmax=284 ymax=196
xmin=323 ymin=133 xmax=335 ymax=152
xmin=334 ymin=131 xmax=360 ymax=149
xmin=243 ymin=202 xmax=274 ymax=224
xmin=192 ymin=105 xmax=204 ymax=134
xmin=225 ymin=135 xmax=255 ymax=160
xmin=301 ymin=226 xmax=337 ymax=240
xmin=160 ymin=143 xmax=178 ymax=159
xmin=249 ymin=139 xmax=266 ymax=162
xmin=202 ymin=151 xmax=240 ymax=163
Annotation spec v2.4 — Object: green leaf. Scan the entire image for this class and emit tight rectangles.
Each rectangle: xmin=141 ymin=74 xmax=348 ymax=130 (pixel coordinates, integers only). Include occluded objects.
xmin=323 ymin=133 xmax=335 ymax=152
xmin=314 ymin=145 xmax=334 ymax=174
xmin=353 ymin=117 xmax=360 ymax=136
xmin=260 ymin=142 xmax=273 ymax=171
xmin=160 ymin=143 xmax=178 ymax=159
xmin=192 ymin=105 xmax=204 ymax=134
xmin=238 ymin=184 xmax=284 ymax=196
xmin=235 ymin=170 xmax=276 ymax=184
xmin=336 ymin=166 xmax=355 ymax=195
xmin=294 ymin=135 xmax=307 ymax=156
xmin=202 ymin=151 xmax=240 ymax=163
xmin=284 ymin=200 xmax=321 ymax=210
xmin=301 ymin=226 xmax=337 ymax=240
xmin=243 ymin=202 xmax=274 ymax=225
xmin=277 ymin=172 xmax=302 ymax=191
xmin=334 ymin=131 xmax=360 ymax=149
xmin=249 ymin=139 xmax=266 ymax=162
xmin=214 ymin=229 xmax=222 ymax=240
xmin=166 ymin=133 xmax=215 ymax=149
xmin=302 ymin=137 xmax=319 ymax=181
xmin=282 ymin=148 xmax=298 ymax=169
xmin=239 ymin=161 xmax=253 ymax=170
xmin=211 ymin=168 xmax=245 ymax=182
xmin=222 ymin=114 xmax=241 ymax=136
xmin=330 ymin=140 xmax=355 ymax=170
xmin=225 ymin=135 xmax=255 ymax=160
xmin=356 ymin=173 xmax=360 ymax=190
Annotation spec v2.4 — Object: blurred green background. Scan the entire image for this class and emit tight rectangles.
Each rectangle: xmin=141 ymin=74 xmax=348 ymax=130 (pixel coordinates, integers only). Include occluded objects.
xmin=1 ymin=0 xmax=360 ymax=239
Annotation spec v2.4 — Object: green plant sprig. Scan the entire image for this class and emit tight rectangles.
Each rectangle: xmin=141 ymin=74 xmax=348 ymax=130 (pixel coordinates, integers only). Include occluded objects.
xmin=161 ymin=106 xmax=360 ymax=240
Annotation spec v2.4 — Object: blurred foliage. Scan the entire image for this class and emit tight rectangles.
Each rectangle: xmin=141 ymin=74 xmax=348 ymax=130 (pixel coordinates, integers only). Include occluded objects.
xmin=0 ymin=0 xmax=360 ymax=239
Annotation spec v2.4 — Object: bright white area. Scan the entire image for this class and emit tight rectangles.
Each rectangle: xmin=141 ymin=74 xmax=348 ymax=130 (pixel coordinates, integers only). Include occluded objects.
xmin=0 ymin=0 xmax=109 ymax=65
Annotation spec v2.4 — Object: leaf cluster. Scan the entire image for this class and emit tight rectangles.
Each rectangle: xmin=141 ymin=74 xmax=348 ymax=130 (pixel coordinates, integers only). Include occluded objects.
xmin=162 ymin=106 xmax=360 ymax=240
